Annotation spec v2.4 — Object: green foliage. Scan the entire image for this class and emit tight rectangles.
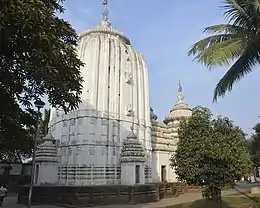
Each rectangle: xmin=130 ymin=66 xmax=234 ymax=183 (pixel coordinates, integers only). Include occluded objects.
xmin=188 ymin=0 xmax=260 ymax=101
xmin=171 ymin=106 xmax=252 ymax=201
xmin=0 ymin=0 xmax=83 ymax=158
xmin=247 ymin=123 xmax=260 ymax=168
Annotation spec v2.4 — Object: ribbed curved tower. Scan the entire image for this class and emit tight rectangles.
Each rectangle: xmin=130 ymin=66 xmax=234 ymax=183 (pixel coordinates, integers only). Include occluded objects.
xmin=48 ymin=1 xmax=151 ymax=185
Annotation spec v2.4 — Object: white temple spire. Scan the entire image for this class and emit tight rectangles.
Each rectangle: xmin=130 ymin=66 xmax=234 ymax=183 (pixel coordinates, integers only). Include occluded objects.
xmin=177 ymin=80 xmax=184 ymax=103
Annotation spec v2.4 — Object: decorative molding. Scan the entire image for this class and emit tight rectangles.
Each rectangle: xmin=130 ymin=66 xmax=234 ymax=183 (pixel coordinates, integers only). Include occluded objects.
xmin=120 ymin=130 xmax=146 ymax=163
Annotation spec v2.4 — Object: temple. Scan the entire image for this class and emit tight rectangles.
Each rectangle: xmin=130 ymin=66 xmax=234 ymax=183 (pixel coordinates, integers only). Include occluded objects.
xmin=34 ymin=1 xmax=192 ymax=186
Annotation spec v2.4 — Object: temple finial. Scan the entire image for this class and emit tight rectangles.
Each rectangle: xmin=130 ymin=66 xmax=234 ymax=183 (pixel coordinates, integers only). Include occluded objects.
xmin=102 ymin=0 xmax=108 ymax=21
xmin=100 ymin=0 xmax=111 ymax=27
xmin=177 ymin=80 xmax=184 ymax=103
xmin=130 ymin=125 xmax=134 ymax=132
xmin=178 ymin=80 xmax=182 ymax=92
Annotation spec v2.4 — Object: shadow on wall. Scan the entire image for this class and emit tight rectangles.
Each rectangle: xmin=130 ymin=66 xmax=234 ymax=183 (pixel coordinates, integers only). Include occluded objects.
xmin=41 ymin=99 xmax=159 ymax=185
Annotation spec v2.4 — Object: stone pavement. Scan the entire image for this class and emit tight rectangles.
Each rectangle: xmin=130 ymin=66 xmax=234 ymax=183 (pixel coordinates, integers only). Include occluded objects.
xmin=1 ymin=189 xmax=241 ymax=208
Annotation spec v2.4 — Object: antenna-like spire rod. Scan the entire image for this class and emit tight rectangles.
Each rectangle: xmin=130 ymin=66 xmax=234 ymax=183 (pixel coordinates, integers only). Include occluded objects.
xmin=102 ymin=0 xmax=109 ymax=21
xmin=178 ymin=80 xmax=182 ymax=92
xmin=177 ymin=80 xmax=184 ymax=103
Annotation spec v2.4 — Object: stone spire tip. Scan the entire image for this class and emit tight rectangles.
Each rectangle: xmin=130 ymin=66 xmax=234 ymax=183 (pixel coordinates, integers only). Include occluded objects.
xmin=130 ymin=125 xmax=134 ymax=131
xmin=178 ymin=80 xmax=182 ymax=92
xmin=100 ymin=0 xmax=111 ymax=27
xmin=177 ymin=80 xmax=184 ymax=103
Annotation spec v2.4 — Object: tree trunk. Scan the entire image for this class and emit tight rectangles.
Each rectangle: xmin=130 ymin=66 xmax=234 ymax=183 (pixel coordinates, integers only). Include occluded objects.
xmin=202 ymin=186 xmax=222 ymax=202
xmin=212 ymin=188 xmax=222 ymax=202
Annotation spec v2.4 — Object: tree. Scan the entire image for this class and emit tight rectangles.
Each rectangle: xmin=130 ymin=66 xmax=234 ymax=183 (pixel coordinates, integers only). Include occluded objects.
xmin=171 ymin=106 xmax=252 ymax=202
xmin=0 ymin=109 xmax=51 ymax=163
xmin=188 ymin=0 xmax=260 ymax=101
xmin=247 ymin=123 xmax=260 ymax=179
xmin=0 ymin=0 xmax=83 ymax=157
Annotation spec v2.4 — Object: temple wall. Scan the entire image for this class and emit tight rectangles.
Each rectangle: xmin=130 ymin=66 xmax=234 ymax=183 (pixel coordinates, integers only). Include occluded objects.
xmin=36 ymin=163 xmax=58 ymax=185
xmin=150 ymin=121 xmax=179 ymax=183
xmin=48 ymin=109 xmax=152 ymax=185
xmin=46 ymin=104 xmax=191 ymax=186
xmin=156 ymin=151 xmax=177 ymax=182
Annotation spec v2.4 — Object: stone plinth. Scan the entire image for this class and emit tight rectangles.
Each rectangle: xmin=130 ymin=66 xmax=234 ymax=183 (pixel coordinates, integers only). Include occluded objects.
xmin=17 ymin=183 xmax=184 ymax=206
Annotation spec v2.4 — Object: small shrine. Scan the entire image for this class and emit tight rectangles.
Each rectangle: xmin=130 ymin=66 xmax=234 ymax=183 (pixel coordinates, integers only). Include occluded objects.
xmin=120 ymin=126 xmax=146 ymax=185
xmin=35 ymin=132 xmax=58 ymax=185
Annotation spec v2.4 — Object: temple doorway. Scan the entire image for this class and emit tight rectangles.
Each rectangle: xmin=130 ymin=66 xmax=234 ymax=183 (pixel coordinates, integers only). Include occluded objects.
xmin=161 ymin=165 xmax=167 ymax=182
xmin=135 ymin=165 xmax=140 ymax=184
xmin=35 ymin=165 xmax=39 ymax=184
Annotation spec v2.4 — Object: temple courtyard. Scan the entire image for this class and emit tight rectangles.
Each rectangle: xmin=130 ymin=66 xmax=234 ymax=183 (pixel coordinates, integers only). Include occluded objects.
xmin=3 ymin=183 xmax=260 ymax=208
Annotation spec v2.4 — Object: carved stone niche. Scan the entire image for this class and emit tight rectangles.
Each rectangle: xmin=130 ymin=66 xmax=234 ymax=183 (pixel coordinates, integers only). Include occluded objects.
xmin=113 ymin=127 xmax=118 ymax=136
xmin=101 ymin=118 xmax=108 ymax=125
xmin=112 ymin=121 xmax=118 ymax=127
xmin=90 ymin=118 xmax=96 ymax=124
xmin=124 ymin=71 xmax=132 ymax=84
xmin=101 ymin=125 xmax=107 ymax=136
xmin=126 ymin=104 xmax=134 ymax=117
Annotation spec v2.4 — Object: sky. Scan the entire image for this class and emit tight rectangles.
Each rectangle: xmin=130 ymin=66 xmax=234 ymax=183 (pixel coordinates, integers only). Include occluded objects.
xmin=58 ymin=0 xmax=260 ymax=136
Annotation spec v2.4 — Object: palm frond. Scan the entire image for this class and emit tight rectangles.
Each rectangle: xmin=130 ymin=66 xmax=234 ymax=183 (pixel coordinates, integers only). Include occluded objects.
xmin=224 ymin=0 xmax=260 ymax=31
xmin=213 ymin=43 xmax=260 ymax=102
xmin=188 ymin=29 xmax=244 ymax=68
xmin=194 ymin=38 xmax=244 ymax=68
xmin=189 ymin=0 xmax=260 ymax=102
xmin=223 ymin=0 xmax=248 ymax=22
xmin=203 ymin=24 xmax=245 ymax=36
xmin=188 ymin=33 xmax=236 ymax=56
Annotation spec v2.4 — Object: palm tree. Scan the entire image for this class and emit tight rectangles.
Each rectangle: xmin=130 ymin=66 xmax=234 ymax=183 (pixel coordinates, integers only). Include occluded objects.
xmin=188 ymin=0 xmax=260 ymax=101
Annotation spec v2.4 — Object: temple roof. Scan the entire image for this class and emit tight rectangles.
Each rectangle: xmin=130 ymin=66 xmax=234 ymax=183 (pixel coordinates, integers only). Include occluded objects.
xmin=150 ymin=107 xmax=158 ymax=121
xmin=78 ymin=20 xmax=131 ymax=45
xmin=120 ymin=126 xmax=146 ymax=163
xmin=164 ymin=81 xmax=192 ymax=124
xmin=78 ymin=1 xmax=131 ymax=45
xmin=35 ymin=132 xmax=57 ymax=163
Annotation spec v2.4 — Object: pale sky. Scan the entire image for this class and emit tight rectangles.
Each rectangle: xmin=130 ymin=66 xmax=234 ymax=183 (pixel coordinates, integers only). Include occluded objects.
xmin=57 ymin=0 xmax=260 ymax=135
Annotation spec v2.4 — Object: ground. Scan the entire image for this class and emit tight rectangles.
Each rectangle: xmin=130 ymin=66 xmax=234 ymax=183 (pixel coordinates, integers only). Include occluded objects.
xmin=168 ymin=196 xmax=260 ymax=208
xmin=2 ymin=183 xmax=260 ymax=208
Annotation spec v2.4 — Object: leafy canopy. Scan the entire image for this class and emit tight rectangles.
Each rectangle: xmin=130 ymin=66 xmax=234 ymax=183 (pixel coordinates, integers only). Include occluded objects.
xmin=247 ymin=123 xmax=260 ymax=168
xmin=171 ymin=106 xmax=252 ymax=200
xmin=188 ymin=0 xmax=260 ymax=101
xmin=0 ymin=0 xmax=83 ymax=158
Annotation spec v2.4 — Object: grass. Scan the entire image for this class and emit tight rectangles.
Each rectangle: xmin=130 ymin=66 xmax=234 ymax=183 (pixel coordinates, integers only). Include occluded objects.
xmin=164 ymin=197 xmax=260 ymax=208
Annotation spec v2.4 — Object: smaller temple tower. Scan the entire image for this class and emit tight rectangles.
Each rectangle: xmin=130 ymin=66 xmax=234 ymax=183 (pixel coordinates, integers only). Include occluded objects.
xmin=150 ymin=81 xmax=192 ymax=183
xmin=163 ymin=80 xmax=192 ymax=126
xmin=35 ymin=132 xmax=58 ymax=185
xmin=120 ymin=126 xmax=146 ymax=185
